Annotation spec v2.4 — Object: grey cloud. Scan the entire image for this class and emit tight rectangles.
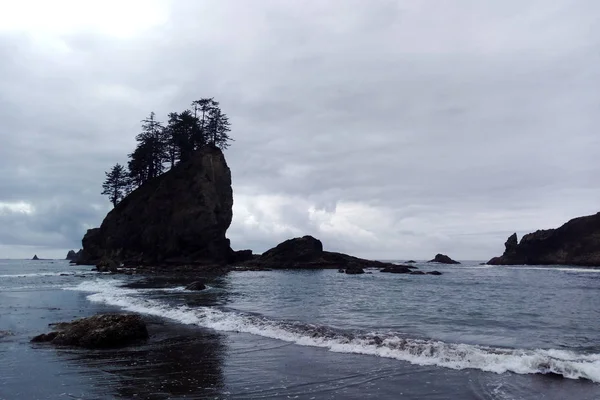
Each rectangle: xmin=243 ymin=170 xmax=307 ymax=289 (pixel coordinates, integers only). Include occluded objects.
xmin=1 ymin=0 xmax=599 ymax=259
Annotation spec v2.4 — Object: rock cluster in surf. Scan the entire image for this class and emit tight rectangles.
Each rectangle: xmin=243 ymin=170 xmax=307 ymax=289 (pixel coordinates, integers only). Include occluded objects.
xmin=31 ymin=314 xmax=148 ymax=348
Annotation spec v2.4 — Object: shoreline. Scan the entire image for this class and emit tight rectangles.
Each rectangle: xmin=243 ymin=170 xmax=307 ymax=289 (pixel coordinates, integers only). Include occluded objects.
xmin=3 ymin=261 xmax=600 ymax=399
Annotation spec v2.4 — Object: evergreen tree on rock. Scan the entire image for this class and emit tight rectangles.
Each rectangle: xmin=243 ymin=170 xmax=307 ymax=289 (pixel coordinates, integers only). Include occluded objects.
xmin=102 ymin=163 xmax=128 ymax=207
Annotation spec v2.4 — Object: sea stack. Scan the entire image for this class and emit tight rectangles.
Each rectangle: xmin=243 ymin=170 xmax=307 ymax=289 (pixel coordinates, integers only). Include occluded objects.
xmin=78 ymin=147 xmax=233 ymax=266
xmin=32 ymin=255 xmax=39 ymax=260
xmin=66 ymin=250 xmax=81 ymax=262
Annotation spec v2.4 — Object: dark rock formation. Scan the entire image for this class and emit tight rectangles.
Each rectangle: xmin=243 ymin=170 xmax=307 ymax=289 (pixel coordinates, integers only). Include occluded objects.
xmin=78 ymin=147 xmax=233 ymax=266
xmin=31 ymin=314 xmax=148 ymax=348
xmin=380 ymin=266 xmax=412 ymax=274
xmin=409 ymin=271 xmax=425 ymax=275
xmin=243 ymin=236 xmax=399 ymax=270
xmin=32 ymin=255 xmax=39 ymax=260
xmin=96 ymin=257 xmax=119 ymax=273
xmin=185 ymin=281 xmax=207 ymax=291
xmin=258 ymin=236 xmax=323 ymax=264
xmin=231 ymin=266 xmax=272 ymax=272
xmin=487 ymin=212 xmax=600 ymax=266
xmin=405 ymin=260 xmax=416 ymax=264
xmin=345 ymin=267 xmax=365 ymax=275
xmin=66 ymin=249 xmax=82 ymax=262
xmin=427 ymin=271 xmax=443 ymax=275
xmin=228 ymin=249 xmax=255 ymax=264
xmin=428 ymin=254 xmax=460 ymax=264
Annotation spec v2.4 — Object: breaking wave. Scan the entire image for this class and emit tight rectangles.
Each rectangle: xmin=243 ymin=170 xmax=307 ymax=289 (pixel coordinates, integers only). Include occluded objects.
xmin=67 ymin=278 xmax=600 ymax=383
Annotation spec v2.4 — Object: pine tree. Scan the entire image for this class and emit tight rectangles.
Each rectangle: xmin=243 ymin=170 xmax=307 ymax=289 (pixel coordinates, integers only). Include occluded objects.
xmin=127 ymin=112 xmax=167 ymax=188
xmin=207 ymin=106 xmax=233 ymax=150
xmin=164 ymin=112 xmax=181 ymax=168
xmin=191 ymin=98 xmax=218 ymax=149
xmin=101 ymin=163 xmax=128 ymax=206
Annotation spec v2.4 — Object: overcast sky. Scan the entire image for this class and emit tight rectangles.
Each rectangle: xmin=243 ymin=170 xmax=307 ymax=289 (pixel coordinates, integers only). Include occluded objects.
xmin=1 ymin=0 xmax=599 ymax=260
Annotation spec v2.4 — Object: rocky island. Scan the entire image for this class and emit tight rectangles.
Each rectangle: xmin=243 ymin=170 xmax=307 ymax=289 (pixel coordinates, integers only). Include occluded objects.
xmin=77 ymin=146 xmax=439 ymax=275
xmin=487 ymin=212 xmax=600 ymax=266
xmin=78 ymin=146 xmax=235 ymax=267
xmin=428 ymin=253 xmax=460 ymax=264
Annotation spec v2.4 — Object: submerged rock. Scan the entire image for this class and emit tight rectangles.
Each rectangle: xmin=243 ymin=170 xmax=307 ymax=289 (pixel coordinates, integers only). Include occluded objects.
xmin=409 ymin=271 xmax=425 ymax=275
xmin=31 ymin=314 xmax=148 ymax=348
xmin=345 ymin=267 xmax=365 ymax=275
xmin=427 ymin=271 xmax=443 ymax=275
xmin=428 ymin=254 xmax=460 ymax=264
xmin=380 ymin=266 xmax=412 ymax=274
xmin=185 ymin=281 xmax=207 ymax=291
xmin=232 ymin=266 xmax=272 ymax=272
xmin=79 ymin=147 xmax=233 ymax=266
xmin=487 ymin=212 xmax=600 ymax=266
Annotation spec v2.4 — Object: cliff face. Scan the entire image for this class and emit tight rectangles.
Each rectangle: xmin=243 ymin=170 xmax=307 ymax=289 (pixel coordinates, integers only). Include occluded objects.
xmin=487 ymin=212 xmax=600 ymax=266
xmin=80 ymin=147 xmax=233 ymax=265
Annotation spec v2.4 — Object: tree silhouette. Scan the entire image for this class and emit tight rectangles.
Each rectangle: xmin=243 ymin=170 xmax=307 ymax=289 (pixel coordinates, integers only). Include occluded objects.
xmin=207 ymin=106 xmax=233 ymax=150
xmin=104 ymin=98 xmax=234 ymax=197
xmin=102 ymin=163 xmax=128 ymax=206
xmin=128 ymin=112 xmax=167 ymax=187
xmin=164 ymin=112 xmax=181 ymax=168
xmin=192 ymin=98 xmax=218 ymax=149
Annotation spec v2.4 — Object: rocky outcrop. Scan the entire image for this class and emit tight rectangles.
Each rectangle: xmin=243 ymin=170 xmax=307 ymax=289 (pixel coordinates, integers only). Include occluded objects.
xmin=487 ymin=212 xmax=600 ymax=266
xmin=31 ymin=314 xmax=148 ymax=348
xmin=428 ymin=254 xmax=460 ymax=264
xmin=79 ymin=147 xmax=233 ymax=266
xmin=228 ymin=249 xmax=255 ymax=264
xmin=243 ymin=236 xmax=399 ymax=270
xmin=32 ymin=255 xmax=39 ymax=260
xmin=66 ymin=249 xmax=82 ymax=262
xmin=344 ymin=266 xmax=365 ymax=274
xmin=380 ymin=266 xmax=412 ymax=274
xmin=96 ymin=257 xmax=119 ymax=273
xmin=257 ymin=236 xmax=323 ymax=265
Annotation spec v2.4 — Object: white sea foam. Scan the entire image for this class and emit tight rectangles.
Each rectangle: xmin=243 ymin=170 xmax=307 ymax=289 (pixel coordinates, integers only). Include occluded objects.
xmin=67 ymin=278 xmax=600 ymax=383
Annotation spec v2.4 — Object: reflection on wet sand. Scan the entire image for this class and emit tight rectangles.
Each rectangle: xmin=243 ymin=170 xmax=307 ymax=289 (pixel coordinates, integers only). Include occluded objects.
xmin=59 ymin=317 xmax=226 ymax=399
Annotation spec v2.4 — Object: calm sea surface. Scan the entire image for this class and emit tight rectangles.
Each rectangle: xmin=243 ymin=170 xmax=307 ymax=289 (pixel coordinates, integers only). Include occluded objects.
xmin=2 ymin=259 xmax=600 ymax=399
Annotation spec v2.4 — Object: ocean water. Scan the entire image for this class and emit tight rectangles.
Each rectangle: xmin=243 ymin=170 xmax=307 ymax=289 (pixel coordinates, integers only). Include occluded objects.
xmin=2 ymin=259 xmax=600 ymax=399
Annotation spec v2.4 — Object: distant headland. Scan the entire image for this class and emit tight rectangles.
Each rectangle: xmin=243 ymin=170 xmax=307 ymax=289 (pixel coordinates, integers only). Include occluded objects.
xmin=488 ymin=212 xmax=600 ymax=266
